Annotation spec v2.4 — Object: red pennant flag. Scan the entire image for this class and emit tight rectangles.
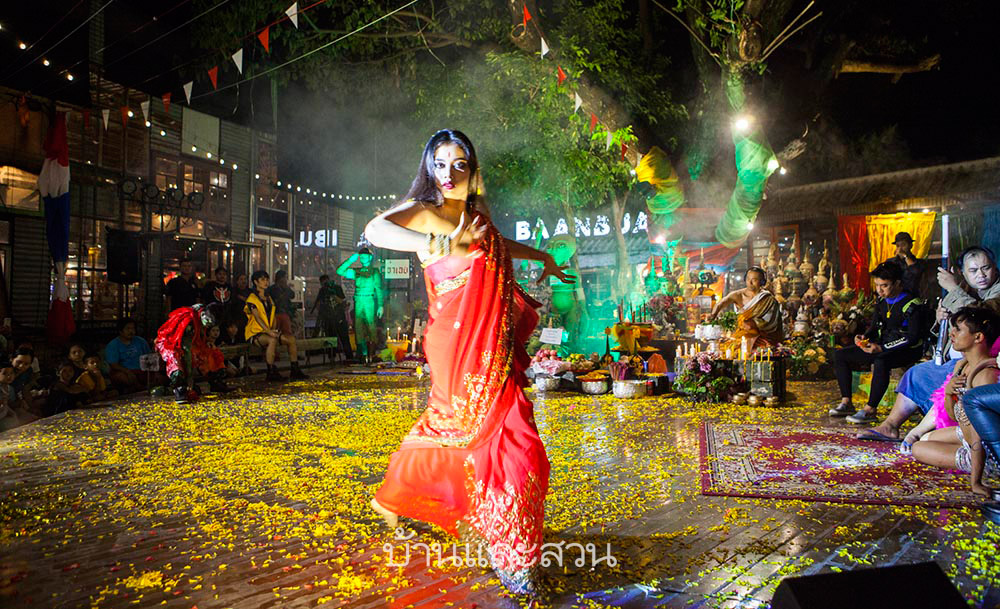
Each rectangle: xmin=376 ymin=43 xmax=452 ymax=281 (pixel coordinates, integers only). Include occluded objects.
xmin=162 ymin=92 xmax=171 ymax=115
xmin=621 ymin=142 xmax=627 ymax=161
xmin=258 ymin=26 xmax=270 ymax=53
xmin=557 ymin=66 xmax=567 ymax=86
xmin=207 ymin=66 xmax=219 ymax=90
xmin=120 ymin=106 xmax=129 ymax=128
xmin=82 ymin=109 xmax=90 ymax=132
xmin=523 ymin=4 xmax=532 ymax=27
xmin=589 ymin=113 xmax=598 ymax=132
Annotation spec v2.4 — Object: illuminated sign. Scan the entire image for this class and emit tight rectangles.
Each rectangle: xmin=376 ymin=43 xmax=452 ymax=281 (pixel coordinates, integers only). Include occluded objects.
xmin=298 ymin=229 xmax=338 ymax=248
xmin=383 ymin=258 xmax=411 ymax=280
xmin=514 ymin=212 xmax=647 ymax=241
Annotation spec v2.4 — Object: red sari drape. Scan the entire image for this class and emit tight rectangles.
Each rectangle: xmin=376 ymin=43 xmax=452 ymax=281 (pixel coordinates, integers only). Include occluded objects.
xmin=374 ymin=218 xmax=548 ymax=594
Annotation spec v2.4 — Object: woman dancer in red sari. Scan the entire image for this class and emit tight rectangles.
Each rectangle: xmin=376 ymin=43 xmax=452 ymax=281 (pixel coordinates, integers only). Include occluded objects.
xmin=365 ymin=129 xmax=570 ymax=594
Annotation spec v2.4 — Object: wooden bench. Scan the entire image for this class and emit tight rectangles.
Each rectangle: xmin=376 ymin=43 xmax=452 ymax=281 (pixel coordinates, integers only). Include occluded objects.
xmin=218 ymin=336 xmax=342 ymax=369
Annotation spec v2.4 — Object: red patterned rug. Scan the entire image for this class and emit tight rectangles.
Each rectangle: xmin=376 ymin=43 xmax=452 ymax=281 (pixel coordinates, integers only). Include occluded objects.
xmin=699 ymin=422 xmax=982 ymax=508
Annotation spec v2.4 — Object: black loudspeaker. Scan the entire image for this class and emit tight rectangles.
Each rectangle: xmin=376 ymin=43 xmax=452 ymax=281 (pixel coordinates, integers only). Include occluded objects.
xmin=106 ymin=229 xmax=142 ymax=285
xmin=772 ymin=562 xmax=966 ymax=609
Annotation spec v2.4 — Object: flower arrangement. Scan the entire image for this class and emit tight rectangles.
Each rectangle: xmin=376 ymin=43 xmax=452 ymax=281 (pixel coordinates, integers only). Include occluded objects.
xmin=646 ymin=294 xmax=682 ymax=329
xmin=716 ymin=310 xmax=738 ymax=332
xmin=673 ymin=351 xmax=735 ymax=403
xmin=785 ymin=338 xmax=831 ymax=378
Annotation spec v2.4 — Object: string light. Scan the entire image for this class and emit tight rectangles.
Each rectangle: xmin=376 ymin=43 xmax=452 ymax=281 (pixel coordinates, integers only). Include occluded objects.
xmin=42 ymin=58 xmax=50 ymax=66
xmin=65 ymin=73 xmax=73 ymax=81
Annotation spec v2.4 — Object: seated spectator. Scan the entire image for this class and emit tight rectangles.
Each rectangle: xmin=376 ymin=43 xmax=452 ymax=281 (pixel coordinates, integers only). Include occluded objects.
xmin=201 ymin=325 xmax=235 ymax=393
xmin=830 ymin=262 xmax=926 ymax=420
xmin=67 ymin=343 xmax=87 ymax=381
xmin=45 ymin=359 xmax=90 ymax=416
xmin=909 ymin=308 xmax=1000 ymax=498
xmin=11 ymin=347 xmax=47 ymax=415
xmin=105 ymin=318 xmax=153 ymax=394
xmin=961 ymin=375 xmax=1000 ymax=523
xmin=267 ymin=269 xmax=297 ymax=336
xmin=76 ymin=354 xmax=118 ymax=402
xmin=221 ymin=320 xmax=243 ymax=345
xmin=246 ymin=270 xmax=308 ymax=381
xmin=857 ymin=246 xmax=1000 ymax=436
xmin=203 ymin=266 xmax=233 ymax=325
xmin=0 ymin=364 xmax=21 ymax=431
xmin=883 ymin=232 xmax=924 ymax=298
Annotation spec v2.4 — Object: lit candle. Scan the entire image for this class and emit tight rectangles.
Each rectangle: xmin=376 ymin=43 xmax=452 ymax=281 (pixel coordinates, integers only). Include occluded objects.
xmin=676 ymin=346 xmax=682 ymax=360
xmin=396 ymin=326 xmax=401 ymax=340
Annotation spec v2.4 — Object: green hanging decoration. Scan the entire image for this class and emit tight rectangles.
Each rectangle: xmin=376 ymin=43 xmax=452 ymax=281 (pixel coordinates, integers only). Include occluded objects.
xmin=714 ymin=74 xmax=778 ymax=247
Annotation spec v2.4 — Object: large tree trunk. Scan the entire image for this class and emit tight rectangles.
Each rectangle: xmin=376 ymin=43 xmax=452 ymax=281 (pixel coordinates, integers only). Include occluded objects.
xmin=610 ymin=192 xmax=632 ymax=301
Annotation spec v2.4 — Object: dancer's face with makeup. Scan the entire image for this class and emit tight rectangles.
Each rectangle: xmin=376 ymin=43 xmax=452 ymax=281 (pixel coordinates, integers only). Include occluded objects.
xmin=433 ymin=142 xmax=470 ymax=201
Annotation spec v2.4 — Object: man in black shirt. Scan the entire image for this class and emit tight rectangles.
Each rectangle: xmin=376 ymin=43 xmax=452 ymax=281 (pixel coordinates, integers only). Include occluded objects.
xmin=165 ymin=259 xmax=200 ymax=312
xmin=202 ymin=267 xmax=233 ymax=325
xmin=830 ymin=261 xmax=926 ymax=422
xmin=885 ymin=231 xmax=924 ymax=298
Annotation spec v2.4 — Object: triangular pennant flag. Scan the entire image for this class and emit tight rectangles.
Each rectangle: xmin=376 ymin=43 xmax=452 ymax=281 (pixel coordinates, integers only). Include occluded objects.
xmin=162 ymin=92 xmax=172 ymax=115
xmin=540 ymin=38 xmax=549 ymax=57
xmin=589 ymin=112 xmax=598 ymax=132
xmin=557 ymin=66 xmax=567 ymax=86
xmin=621 ymin=142 xmax=627 ymax=161
xmin=101 ymin=109 xmax=110 ymax=130
xmin=232 ymin=49 xmax=244 ymax=74
xmin=207 ymin=66 xmax=219 ymax=90
xmin=258 ymin=26 xmax=270 ymax=52
xmin=140 ymin=100 xmax=150 ymax=122
xmin=286 ymin=2 xmax=298 ymax=28
xmin=82 ymin=109 xmax=90 ymax=132
xmin=183 ymin=81 xmax=193 ymax=104
xmin=523 ymin=4 xmax=532 ymax=27
xmin=606 ymin=129 xmax=613 ymax=150
xmin=574 ymin=92 xmax=582 ymax=113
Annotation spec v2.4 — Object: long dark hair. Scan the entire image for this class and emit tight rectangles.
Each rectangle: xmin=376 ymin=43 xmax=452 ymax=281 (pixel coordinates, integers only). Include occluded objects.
xmin=403 ymin=129 xmax=482 ymax=208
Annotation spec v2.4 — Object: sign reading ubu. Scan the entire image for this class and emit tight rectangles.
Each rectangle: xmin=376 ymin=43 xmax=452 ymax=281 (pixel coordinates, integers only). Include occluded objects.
xmin=298 ymin=229 xmax=338 ymax=248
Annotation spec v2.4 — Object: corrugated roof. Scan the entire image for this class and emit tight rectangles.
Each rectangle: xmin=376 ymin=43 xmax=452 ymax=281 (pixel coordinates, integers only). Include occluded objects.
xmin=762 ymin=156 xmax=1000 ymax=224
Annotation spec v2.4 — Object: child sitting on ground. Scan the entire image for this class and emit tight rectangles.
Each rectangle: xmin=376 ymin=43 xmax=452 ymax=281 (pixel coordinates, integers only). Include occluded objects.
xmin=67 ymin=344 xmax=88 ymax=381
xmin=45 ymin=359 xmax=90 ymax=416
xmin=76 ymin=354 xmax=118 ymax=402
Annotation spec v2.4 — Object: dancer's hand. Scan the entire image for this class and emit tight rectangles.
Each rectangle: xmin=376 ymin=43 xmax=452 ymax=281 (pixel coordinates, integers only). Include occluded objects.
xmin=449 ymin=212 xmax=487 ymax=246
xmin=537 ymin=254 xmax=574 ymax=285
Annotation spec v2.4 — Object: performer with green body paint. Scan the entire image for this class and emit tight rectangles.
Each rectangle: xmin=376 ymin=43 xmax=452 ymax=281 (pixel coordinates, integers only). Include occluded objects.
xmin=337 ymin=247 xmax=385 ymax=363
xmin=545 ymin=235 xmax=584 ymax=351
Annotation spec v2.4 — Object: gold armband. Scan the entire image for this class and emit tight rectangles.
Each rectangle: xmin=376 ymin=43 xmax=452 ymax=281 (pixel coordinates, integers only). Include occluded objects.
xmin=426 ymin=233 xmax=451 ymax=257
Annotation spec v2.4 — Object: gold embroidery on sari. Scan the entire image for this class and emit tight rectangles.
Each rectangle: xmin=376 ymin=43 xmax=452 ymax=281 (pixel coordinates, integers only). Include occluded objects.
xmin=462 ymin=455 xmax=545 ymax=572
xmin=434 ymin=268 xmax=471 ymax=295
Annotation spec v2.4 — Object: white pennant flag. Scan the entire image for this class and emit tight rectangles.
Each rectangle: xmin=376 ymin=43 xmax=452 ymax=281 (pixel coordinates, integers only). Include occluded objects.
xmin=606 ymin=129 xmax=613 ymax=151
xmin=101 ymin=109 xmax=110 ymax=130
xmin=140 ymin=100 xmax=150 ymax=122
xmin=286 ymin=2 xmax=299 ymax=28
xmin=541 ymin=38 xmax=549 ymax=57
xmin=183 ymin=81 xmax=193 ymax=104
xmin=232 ymin=49 xmax=244 ymax=74
xmin=574 ymin=92 xmax=582 ymax=113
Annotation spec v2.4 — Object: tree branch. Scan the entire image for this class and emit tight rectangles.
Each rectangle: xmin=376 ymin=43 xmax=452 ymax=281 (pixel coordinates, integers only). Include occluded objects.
xmin=837 ymin=54 xmax=941 ymax=82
